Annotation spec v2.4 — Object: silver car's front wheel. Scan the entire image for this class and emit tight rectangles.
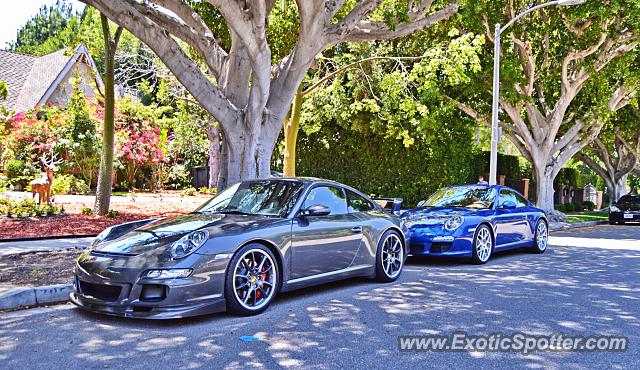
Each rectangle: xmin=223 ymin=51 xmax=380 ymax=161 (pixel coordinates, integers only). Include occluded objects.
xmin=226 ymin=245 xmax=278 ymax=315
xmin=375 ymin=231 xmax=404 ymax=282
xmin=472 ymin=225 xmax=493 ymax=264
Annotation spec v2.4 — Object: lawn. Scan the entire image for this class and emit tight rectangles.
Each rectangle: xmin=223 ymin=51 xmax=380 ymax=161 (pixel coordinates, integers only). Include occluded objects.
xmin=565 ymin=210 xmax=609 ymax=224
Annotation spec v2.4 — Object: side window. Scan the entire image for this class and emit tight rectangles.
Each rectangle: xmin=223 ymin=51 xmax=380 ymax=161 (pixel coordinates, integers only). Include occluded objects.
xmin=303 ymin=186 xmax=348 ymax=215
xmin=499 ymin=189 xmax=517 ymax=206
xmin=347 ymin=190 xmax=374 ymax=213
xmin=515 ymin=193 xmax=528 ymax=208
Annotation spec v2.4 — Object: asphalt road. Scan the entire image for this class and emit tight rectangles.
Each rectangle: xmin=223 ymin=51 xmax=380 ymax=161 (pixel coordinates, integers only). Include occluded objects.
xmin=1 ymin=225 xmax=639 ymax=369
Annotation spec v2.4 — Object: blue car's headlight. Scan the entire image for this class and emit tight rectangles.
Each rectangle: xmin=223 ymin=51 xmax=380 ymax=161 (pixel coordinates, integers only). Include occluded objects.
xmin=169 ymin=230 xmax=209 ymax=259
xmin=444 ymin=216 xmax=464 ymax=231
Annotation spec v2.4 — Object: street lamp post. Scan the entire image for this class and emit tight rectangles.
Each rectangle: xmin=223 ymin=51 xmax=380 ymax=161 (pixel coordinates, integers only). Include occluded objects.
xmin=488 ymin=0 xmax=587 ymax=185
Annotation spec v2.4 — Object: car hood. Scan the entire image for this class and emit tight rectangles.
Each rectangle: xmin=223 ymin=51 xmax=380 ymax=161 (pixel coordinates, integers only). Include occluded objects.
xmin=93 ymin=213 xmax=284 ymax=255
xmin=402 ymin=207 xmax=489 ymax=223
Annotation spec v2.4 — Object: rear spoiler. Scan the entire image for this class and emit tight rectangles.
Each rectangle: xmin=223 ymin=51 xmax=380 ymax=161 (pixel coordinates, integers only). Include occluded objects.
xmin=372 ymin=198 xmax=403 ymax=215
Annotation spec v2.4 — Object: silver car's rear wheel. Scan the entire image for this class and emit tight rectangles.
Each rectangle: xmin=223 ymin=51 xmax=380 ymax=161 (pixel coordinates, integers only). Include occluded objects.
xmin=226 ymin=245 xmax=278 ymax=315
xmin=375 ymin=231 xmax=404 ymax=282
xmin=472 ymin=225 xmax=492 ymax=264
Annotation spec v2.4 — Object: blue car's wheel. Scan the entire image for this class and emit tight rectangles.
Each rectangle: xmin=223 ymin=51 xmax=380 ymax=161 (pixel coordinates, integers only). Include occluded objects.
xmin=530 ymin=220 xmax=548 ymax=254
xmin=471 ymin=224 xmax=493 ymax=264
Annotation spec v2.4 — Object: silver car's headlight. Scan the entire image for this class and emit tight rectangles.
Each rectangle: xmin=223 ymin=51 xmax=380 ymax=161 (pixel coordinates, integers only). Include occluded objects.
xmin=169 ymin=230 xmax=209 ymax=259
xmin=610 ymin=205 xmax=621 ymax=212
xmin=444 ymin=216 xmax=464 ymax=231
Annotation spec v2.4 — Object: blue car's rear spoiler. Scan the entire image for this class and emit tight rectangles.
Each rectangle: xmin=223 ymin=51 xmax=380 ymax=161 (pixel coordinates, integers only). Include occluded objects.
xmin=372 ymin=198 xmax=403 ymax=215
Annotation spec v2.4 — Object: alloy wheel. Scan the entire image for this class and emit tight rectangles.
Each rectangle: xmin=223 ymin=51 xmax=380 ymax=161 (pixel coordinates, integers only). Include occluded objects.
xmin=381 ymin=233 xmax=403 ymax=278
xmin=536 ymin=222 xmax=548 ymax=251
xmin=475 ymin=227 xmax=492 ymax=263
xmin=233 ymin=249 xmax=277 ymax=311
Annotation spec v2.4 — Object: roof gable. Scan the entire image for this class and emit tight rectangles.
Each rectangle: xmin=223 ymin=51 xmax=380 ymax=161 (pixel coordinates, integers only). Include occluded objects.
xmin=0 ymin=45 xmax=101 ymax=112
xmin=0 ymin=50 xmax=36 ymax=110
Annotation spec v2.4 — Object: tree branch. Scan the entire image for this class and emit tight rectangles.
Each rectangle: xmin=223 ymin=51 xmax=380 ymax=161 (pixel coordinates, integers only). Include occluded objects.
xmin=334 ymin=3 xmax=458 ymax=42
xmin=127 ymin=0 xmax=227 ymax=80
xmin=81 ymin=0 xmax=238 ymax=127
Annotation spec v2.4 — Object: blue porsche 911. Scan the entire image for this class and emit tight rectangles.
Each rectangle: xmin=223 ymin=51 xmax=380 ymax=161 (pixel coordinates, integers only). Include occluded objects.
xmin=402 ymin=184 xmax=548 ymax=264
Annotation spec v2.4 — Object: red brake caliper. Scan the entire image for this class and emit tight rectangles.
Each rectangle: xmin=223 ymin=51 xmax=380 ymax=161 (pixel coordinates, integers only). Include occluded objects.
xmin=255 ymin=265 xmax=267 ymax=299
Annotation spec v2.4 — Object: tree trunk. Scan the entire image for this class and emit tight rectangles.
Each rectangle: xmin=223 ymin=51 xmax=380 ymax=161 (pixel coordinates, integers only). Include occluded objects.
xmin=609 ymin=175 xmax=628 ymax=205
xmin=216 ymin=114 xmax=280 ymax=190
xmin=533 ymin=161 xmax=557 ymax=213
xmin=206 ymin=123 xmax=220 ymax=189
xmin=283 ymin=86 xmax=303 ymax=177
xmin=94 ymin=15 xmax=121 ymax=216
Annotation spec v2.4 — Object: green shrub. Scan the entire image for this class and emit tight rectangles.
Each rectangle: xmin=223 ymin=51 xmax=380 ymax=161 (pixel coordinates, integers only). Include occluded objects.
xmin=72 ymin=177 xmax=90 ymax=195
xmin=81 ymin=207 xmax=93 ymax=216
xmin=554 ymin=168 xmax=579 ymax=189
xmin=198 ymin=186 xmax=217 ymax=195
xmin=0 ymin=198 xmax=63 ymax=218
xmin=181 ymin=187 xmax=197 ymax=196
xmin=5 ymin=159 xmax=25 ymax=179
xmin=555 ymin=204 xmax=565 ymax=213
xmin=105 ymin=209 xmax=118 ymax=218
xmin=572 ymin=202 xmax=582 ymax=212
xmin=52 ymin=175 xmax=73 ymax=195
xmin=564 ymin=203 xmax=575 ymax=212
xmin=52 ymin=175 xmax=91 ymax=195
xmin=582 ymin=201 xmax=596 ymax=211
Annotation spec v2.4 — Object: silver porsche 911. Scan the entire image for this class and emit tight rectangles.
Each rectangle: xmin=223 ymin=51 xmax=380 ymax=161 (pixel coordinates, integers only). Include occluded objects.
xmin=71 ymin=178 xmax=408 ymax=318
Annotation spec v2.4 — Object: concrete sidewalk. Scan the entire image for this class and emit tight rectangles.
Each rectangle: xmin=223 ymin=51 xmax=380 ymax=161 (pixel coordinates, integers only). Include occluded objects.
xmin=0 ymin=237 xmax=93 ymax=257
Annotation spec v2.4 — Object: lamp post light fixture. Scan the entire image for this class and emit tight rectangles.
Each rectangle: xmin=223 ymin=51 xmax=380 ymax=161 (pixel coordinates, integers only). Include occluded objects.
xmin=488 ymin=0 xmax=587 ymax=185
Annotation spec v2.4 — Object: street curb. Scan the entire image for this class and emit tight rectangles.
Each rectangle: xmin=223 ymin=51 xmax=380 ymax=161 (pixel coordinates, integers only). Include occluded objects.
xmin=550 ymin=220 xmax=607 ymax=231
xmin=0 ymin=283 xmax=72 ymax=310
xmin=0 ymin=234 xmax=97 ymax=243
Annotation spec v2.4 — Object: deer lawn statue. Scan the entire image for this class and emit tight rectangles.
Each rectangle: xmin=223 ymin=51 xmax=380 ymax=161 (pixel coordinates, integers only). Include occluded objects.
xmin=30 ymin=152 xmax=62 ymax=204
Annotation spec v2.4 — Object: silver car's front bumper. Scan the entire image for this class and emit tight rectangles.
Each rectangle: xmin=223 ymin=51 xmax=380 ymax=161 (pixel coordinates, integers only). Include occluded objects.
xmin=70 ymin=250 xmax=229 ymax=319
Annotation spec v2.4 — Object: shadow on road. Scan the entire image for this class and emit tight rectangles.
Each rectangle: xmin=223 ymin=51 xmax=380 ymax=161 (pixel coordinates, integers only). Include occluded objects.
xmin=1 ymin=226 xmax=639 ymax=368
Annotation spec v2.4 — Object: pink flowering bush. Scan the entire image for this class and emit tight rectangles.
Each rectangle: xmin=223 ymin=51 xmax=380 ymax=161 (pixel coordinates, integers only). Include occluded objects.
xmin=114 ymin=98 xmax=167 ymax=189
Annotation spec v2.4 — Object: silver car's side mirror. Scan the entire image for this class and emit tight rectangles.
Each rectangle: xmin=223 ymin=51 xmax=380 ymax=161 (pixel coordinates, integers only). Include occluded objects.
xmin=300 ymin=204 xmax=331 ymax=217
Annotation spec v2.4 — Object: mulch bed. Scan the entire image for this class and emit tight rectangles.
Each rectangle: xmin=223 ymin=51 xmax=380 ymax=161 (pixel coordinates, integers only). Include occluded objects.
xmin=0 ymin=249 xmax=80 ymax=286
xmin=0 ymin=212 xmax=181 ymax=239
xmin=0 ymin=193 xmax=205 ymax=239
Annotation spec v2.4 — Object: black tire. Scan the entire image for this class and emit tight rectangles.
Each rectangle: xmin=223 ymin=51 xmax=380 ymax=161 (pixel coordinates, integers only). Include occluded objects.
xmin=471 ymin=224 xmax=493 ymax=264
xmin=530 ymin=219 xmax=548 ymax=254
xmin=609 ymin=218 xmax=616 ymax=225
xmin=225 ymin=243 xmax=279 ymax=315
xmin=375 ymin=230 xmax=405 ymax=282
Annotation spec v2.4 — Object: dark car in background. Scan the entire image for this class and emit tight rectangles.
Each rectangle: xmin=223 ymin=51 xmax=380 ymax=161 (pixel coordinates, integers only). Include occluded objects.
xmin=402 ymin=185 xmax=548 ymax=264
xmin=609 ymin=194 xmax=640 ymax=225
xmin=71 ymin=178 xmax=408 ymax=319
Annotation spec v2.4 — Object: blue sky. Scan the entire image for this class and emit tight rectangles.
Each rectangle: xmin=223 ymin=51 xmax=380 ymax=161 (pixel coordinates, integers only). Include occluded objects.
xmin=0 ymin=0 xmax=85 ymax=49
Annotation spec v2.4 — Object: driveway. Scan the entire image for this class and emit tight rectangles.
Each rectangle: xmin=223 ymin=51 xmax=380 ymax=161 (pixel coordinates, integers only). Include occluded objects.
xmin=1 ymin=225 xmax=639 ymax=369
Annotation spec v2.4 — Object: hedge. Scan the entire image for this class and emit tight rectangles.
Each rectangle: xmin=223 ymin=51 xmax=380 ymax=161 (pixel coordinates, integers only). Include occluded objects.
xmin=293 ymin=120 xmax=475 ymax=206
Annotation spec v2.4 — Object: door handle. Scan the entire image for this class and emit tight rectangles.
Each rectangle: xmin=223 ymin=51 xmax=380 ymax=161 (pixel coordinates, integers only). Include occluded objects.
xmin=351 ymin=226 xmax=363 ymax=233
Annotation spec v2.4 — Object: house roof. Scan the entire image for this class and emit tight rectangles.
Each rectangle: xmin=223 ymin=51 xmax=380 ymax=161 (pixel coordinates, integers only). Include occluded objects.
xmin=0 ymin=45 xmax=102 ymax=112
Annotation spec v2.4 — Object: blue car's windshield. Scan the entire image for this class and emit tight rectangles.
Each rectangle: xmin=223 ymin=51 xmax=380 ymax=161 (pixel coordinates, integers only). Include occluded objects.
xmin=195 ymin=180 xmax=303 ymax=217
xmin=423 ymin=186 xmax=496 ymax=209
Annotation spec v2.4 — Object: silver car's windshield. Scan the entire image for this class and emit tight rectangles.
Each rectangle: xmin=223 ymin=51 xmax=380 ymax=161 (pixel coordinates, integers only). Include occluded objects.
xmin=195 ymin=180 xmax=304 ymax=217
xmin=424 ymin=186 xmax=496 ymax=209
